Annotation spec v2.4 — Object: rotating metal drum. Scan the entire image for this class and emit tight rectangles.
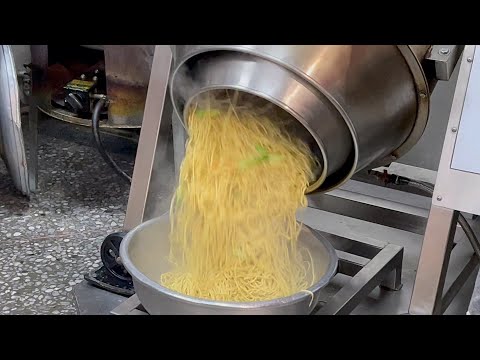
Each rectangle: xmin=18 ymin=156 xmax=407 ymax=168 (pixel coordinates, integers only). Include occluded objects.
xmin=170 ymin=45 xmax=432 ymax=193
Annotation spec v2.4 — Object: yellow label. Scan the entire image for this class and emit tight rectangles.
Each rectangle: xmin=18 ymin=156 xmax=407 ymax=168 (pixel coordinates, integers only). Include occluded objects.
xmin=65 ymin=79 xmax=95 ymax=92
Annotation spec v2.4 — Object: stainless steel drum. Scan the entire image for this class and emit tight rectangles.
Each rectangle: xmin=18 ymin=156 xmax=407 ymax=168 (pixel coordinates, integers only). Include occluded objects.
xmin=170 ymin=45 xmax=432 ymax=193
xmin=119 ymin=214 xmax=338 ymax=315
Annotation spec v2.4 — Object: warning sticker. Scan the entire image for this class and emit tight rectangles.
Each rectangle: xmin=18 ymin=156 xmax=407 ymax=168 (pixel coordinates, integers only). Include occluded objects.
xmin=64 ymin=79 xmax=95 ymax=92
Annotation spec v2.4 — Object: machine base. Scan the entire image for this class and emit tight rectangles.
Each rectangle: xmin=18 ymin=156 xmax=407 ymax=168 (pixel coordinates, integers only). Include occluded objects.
xmin=110 ymin=234 xmax=404 ymax=315
xmin=83 ymin=231 xmax=134 ymax=297
xmin=111 ymin=294 xmax=148 ymax=315
xmin=71 ymin=180 xmax=478 ymax=315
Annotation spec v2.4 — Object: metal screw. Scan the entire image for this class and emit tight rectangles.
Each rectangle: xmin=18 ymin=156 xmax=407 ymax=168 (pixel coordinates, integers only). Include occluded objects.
xmin=80 ymin=74 xmax=86 ymax=80
xmin=451 ymin=127 xmax=458 ymax=133
xmin=93 ymin=76 xmax=98 ymax=82
xmin=437 ymin=195 xmax=443 ymax=201
xmin=419 ymin=91 xmax=427 ymax=99
xmin=468 ymin=57 xmax=473 ymax=63
xmin=439 ymin=48 xmax=450 ymax=55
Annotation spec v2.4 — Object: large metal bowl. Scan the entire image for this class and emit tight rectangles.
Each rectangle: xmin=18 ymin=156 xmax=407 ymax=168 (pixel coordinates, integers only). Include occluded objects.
xmin=119 ymin=214 xmax=338 ymax=315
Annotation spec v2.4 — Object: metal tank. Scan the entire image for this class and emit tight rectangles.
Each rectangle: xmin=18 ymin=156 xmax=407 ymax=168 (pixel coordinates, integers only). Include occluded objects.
xmin=170 ymin=45 xmax=433 ymax=193
xmin=30 ymin=45 xmax=154 ymax=129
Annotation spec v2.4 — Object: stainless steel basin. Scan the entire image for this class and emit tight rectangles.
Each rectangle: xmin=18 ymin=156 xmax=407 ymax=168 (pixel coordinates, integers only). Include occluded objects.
xmin=120 ymin=214 xmax=338 ymax=315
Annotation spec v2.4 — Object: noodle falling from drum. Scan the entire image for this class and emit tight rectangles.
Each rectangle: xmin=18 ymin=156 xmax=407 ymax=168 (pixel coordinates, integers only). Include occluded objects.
xmin=160 ymin=91 xmax=319 ymax=302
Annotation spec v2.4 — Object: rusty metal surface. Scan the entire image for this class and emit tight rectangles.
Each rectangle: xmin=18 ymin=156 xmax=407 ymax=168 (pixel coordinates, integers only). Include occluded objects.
xmin=37 ymin=104 xmax=139 ymax=141
xmin=104 ymin=46 xmax=155 ymax=127
xmin=28 ymin=46 xmax=153 ymax=129
xmin=37 ymin=103 xmax=138 ymax=129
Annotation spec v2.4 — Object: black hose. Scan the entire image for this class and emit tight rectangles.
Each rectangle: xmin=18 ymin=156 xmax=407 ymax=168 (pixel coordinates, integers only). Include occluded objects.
xmin=407 ymin=180 xmax=438 ymax=196
xmin=91 ymin=99 xmax=132 ymax=184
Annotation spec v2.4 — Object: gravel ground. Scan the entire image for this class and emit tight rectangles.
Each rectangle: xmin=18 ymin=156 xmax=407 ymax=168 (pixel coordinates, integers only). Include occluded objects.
xmin=0 ymin=117 xmax=137 ymax=314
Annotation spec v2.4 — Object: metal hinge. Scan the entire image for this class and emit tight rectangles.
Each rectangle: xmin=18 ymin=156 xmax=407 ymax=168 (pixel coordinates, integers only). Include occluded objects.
xmin=425 ymin=45 xmax=465 ymax=81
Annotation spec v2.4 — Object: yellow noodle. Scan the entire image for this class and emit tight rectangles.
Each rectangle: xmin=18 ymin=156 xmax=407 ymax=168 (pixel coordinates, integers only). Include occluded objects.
xmin=160 ymin=93 xmax=317 ymax=302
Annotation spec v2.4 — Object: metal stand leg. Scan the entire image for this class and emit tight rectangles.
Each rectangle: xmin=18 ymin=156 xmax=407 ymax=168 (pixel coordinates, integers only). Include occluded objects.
xmin=172 ymin=111 xmax=186 ymax=181
xmin=27 ymin=95 xmax=38 ymax=193
xmin=380 ymin=255 xmax=403 ymax=291
xmin=26 ymin=45 xmax=48 ymax=194
xmin=441 ymin=255 xmax=479 ymax=313
xmin=123 ymin=45 xmax=172 ymax=231
xmin=409 ymin=206 xmax=459 ymax=315
xmin=316 ymin=243 xmax=404 ymax=315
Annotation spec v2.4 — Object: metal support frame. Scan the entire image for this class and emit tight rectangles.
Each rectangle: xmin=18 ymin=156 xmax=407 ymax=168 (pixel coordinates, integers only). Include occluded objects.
xmin=425 ymin=45 xmax=465 ymax=81
xmin=409 ymin=206 xmax=479 ymax=315
xmin=171 ymin=111 xmax=186 ymax=181
xmin=315 ymin=237 xmax=403 ymax=315
xmin=442 ymin=255 xmax=479 ymax=314
xmin=408 ymin=46 xmax=480 ymax=315
xmin=27 ymin=93 xmax=39 ymax=193
xmin=310 ymin=191 xmax=478 ymax=315
xmin=27 ymin=45 xmax=48 ymax=193
xmin=111 ymin=233 xmax=404 ymax=315
xmin=123 ymin=45 xmax=172 ymax=231
xmin=308 ymin=192 xmax=428 ymax=235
